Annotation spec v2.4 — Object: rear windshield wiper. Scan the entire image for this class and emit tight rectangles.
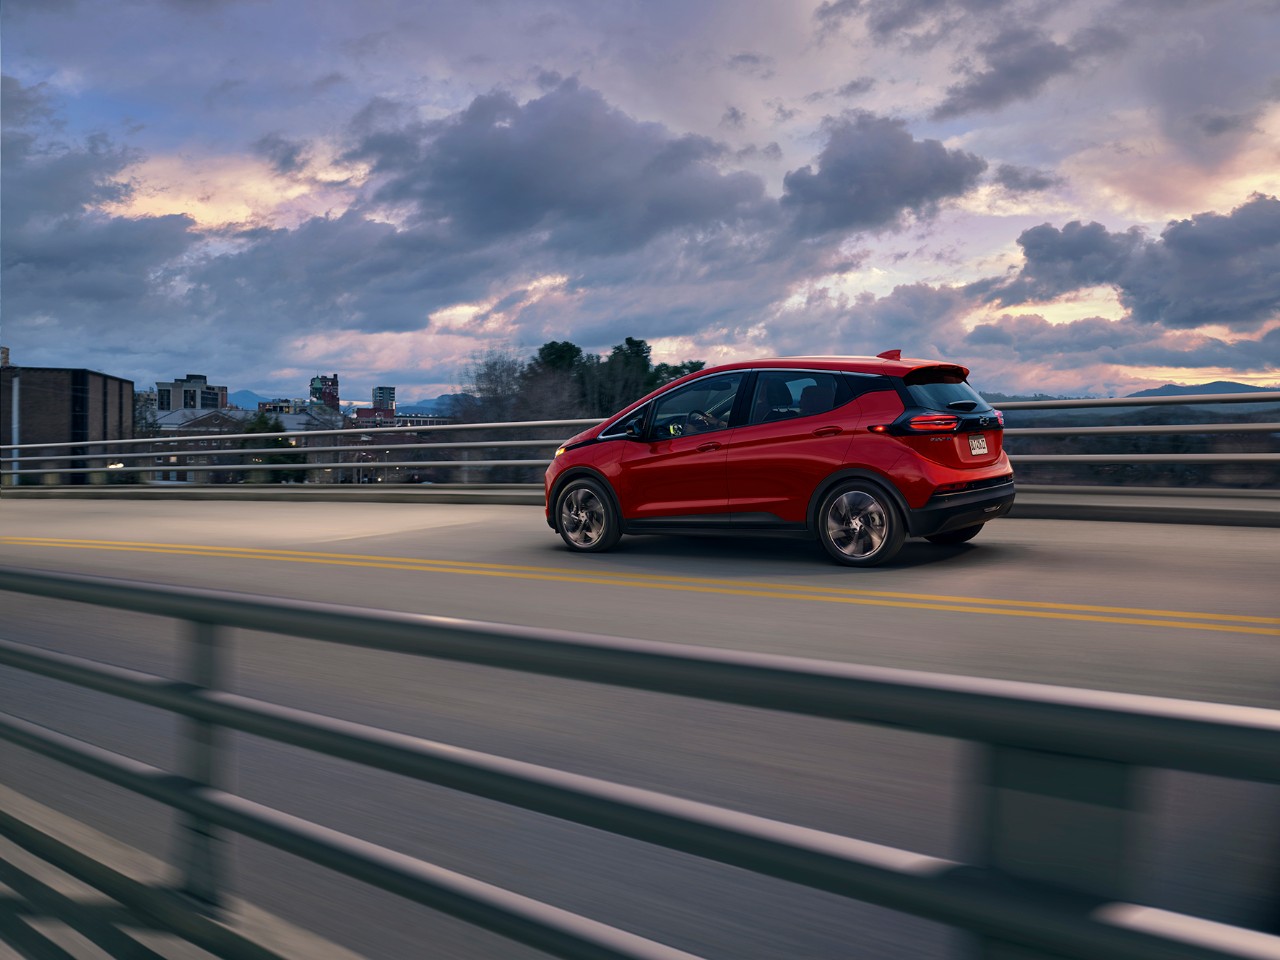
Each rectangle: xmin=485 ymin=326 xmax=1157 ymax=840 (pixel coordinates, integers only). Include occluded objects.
xmin=947 ymin=400 xmax=978 ymax=411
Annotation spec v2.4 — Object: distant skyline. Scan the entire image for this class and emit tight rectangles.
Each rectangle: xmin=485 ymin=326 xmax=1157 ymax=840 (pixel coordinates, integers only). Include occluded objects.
xmin=2 ymin=0 xmax=1278 ymax=402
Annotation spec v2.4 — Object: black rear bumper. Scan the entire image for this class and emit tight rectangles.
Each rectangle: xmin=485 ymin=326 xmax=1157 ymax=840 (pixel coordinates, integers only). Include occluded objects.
xmin=907 ymin=481 xmax=1016 ymax=538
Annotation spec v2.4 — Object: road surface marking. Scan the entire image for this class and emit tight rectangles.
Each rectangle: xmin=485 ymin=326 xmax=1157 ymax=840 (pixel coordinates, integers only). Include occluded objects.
xmin=2 ymin=536 xmax=1276 ymax=636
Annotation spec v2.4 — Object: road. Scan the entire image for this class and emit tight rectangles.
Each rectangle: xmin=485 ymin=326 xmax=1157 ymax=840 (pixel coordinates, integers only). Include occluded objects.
xmin=1 ymin=499 xmax=1278 ymax=959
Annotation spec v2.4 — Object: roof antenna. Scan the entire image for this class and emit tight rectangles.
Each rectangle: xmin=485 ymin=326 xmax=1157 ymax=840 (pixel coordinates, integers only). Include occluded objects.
xmin=876 ymin=349 xmax=901 ymax=361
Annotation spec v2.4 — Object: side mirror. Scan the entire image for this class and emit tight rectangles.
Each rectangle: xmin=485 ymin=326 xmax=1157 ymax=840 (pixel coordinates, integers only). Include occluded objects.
xmin=624 ymin=414 xmax=645 ymax=439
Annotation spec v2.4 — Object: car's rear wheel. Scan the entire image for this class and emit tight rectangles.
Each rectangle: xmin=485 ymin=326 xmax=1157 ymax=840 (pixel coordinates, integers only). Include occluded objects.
xmin=925 ymin=524 xmax=983 ymax=545
xmin=555 ymin=478 xmax=622 ymax=553
xmin=817 ymin=481 xmax=904 ymax=567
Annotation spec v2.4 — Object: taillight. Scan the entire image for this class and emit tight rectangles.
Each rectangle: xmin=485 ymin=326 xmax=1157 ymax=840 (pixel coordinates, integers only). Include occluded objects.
xmin=906 ymin=413 xmax=959 ymax=432
xmin=993 ymin=409 xmax=1004 ymax=426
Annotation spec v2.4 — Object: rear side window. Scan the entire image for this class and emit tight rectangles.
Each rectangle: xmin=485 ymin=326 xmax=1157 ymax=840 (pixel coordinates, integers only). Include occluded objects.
xmin=748 ymin=371 xmax=854 ymax=424
xmin=902 ymin=368 xmax=992 ymax=412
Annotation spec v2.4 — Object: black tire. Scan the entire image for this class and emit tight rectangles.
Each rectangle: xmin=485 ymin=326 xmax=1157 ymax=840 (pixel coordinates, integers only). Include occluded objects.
xmin=555 ymin=478 xmax=622 ymax=553
xmin=925 ymin=524 xmax=983 ymax=545
xmin=816 ymin=481 xmax=905 ymax=567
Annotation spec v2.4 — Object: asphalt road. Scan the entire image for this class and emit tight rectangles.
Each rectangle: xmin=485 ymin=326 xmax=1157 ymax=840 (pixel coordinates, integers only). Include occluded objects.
xmin=1 ymin=500 xmax=1278 ymax=959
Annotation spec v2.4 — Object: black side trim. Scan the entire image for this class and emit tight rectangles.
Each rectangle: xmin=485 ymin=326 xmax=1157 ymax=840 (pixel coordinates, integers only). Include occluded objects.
xmin=626 ymin=514 xmax=736 ymax=532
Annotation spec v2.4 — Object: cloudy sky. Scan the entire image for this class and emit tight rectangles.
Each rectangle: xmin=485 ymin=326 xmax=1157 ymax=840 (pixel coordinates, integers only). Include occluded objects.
xmin=3 ymin=0 xmax=1279 ymax=402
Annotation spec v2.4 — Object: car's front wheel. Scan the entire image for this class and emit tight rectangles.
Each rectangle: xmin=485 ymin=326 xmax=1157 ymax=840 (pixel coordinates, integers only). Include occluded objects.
xmin=555 ymin=478 xmax=622 ymax=553
xmin=925 ymin=524 xmax=983 ymax=545
xmin=817 ymin=481 xmax=905 ymax=567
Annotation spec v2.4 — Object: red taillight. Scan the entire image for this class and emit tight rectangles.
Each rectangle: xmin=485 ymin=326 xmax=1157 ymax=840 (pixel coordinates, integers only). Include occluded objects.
xmin=994 ymin=409 xmax=1004 ymax=426
xmin=907 ymin=414 xmax=959 ymax=432
xmin=868 ymin=424 xmax=889 ymax=434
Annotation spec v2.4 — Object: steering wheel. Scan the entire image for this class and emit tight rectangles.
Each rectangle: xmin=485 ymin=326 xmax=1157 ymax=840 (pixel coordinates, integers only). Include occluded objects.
xmin=685 ymin=409 xmax=713 ymax=432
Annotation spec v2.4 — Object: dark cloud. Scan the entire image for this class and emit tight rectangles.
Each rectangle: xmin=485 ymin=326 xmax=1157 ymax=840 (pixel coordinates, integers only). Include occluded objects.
xmin=932 ymin=25 xmax=1126 ymax=120
xmin=966 ymin=314 xmax=1144 ymax=353
xmin=721 ymin=106 xmax=746 ymax=128
xmin=980 ymin=194 xmax=1280 ymax=332
xmin=804 ymin=77 xmax=875 ymax=105
xmin=781 ymin=112 xmax=987 ymax=235
xmin=992 ymin=163 xmax=1061 ymax=193
xmin=816 ymin=0 xmax=1017 ymax=49
xmin=977 ymin=220 xmax=1147 ymax=306
xmin=349 ymin=80 xmax=770 ymax=255
xmin=1191 ymin=111 xmax=1258 ymax=137
xmin=813 ymin=0 xmax=860 ymax=34
xmin=187 ymin=212 xmax=504 ymax=335
xmin=726 ymin=52 xmax=775 ymax=79
xmin=836 ymin=77 xmax=876 ymax=97
xmin=253 ymin=133 xmax=310 ymax=175
xmin=1 ymin=75 xmax=57 ymax=129
xmin=2 ymin=75 xmax=199 ymax=361
xmin=1120 ymin=194 xmax=1280 ymax=330
xmin=963 ymin=313 xmax=1280 ymax=372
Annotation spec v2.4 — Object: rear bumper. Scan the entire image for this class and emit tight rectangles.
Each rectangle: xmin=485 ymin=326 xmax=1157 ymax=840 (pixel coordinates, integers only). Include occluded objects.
xmin=906 ymin=480 xmax=1016 ymax=537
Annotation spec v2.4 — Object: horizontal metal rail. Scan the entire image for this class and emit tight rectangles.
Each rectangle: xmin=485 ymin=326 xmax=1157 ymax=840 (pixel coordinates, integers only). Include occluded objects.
xmin=996 ymin=392 xmax=1280 ymax=410
xmin=1 ymin=566 xmax=1277 ymax=959
xmin=0 ymin=567 xmax=1275 ymax=781
xmin=3 ymin=459 xmax=555 ymax=477
xmin=3 ymin=391 xmax=1277 ymax=486
xmin=0 ymin=712 xmax=701 ymax=960
xmin=4 ymin=438 xmax=559 ymax=467
xmin=0 ymin=418 xmax=602 ymax=453
xmin=1004 ymin=422 xmax=1280 ymax=436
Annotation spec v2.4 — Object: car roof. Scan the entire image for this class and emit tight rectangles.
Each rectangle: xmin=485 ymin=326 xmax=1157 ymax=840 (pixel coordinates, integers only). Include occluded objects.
xmin=696 ymin=355 xmax=970 ymax=378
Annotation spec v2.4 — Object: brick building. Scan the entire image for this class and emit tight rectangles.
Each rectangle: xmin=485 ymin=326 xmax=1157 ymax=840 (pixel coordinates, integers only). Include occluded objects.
xmin=1 ymin=361 xmax=135 ymax=484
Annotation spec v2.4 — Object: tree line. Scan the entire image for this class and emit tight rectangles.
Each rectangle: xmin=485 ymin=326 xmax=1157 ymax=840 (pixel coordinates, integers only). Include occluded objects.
xmin=449 ymin=337 xmax=705 ymax=423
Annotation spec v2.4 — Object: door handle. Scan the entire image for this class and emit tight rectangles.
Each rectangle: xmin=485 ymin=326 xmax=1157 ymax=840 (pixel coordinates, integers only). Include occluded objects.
xmin=696 ymin=442 xmax=722 ymax=452
xmin=812 ymin=426 xmax=842 ymax=437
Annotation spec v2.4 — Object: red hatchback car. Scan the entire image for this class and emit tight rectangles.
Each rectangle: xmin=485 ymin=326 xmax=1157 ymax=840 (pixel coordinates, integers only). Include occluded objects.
xmin=544 ymin=353 xmax=1014 ymax=566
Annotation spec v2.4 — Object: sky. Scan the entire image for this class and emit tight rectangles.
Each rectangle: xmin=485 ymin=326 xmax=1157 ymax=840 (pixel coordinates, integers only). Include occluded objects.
xmin=2 ymin=0 xmax=1279 ymax=403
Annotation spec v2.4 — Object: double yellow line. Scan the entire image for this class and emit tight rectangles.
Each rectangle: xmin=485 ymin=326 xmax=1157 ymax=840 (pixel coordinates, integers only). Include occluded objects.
xmin=2 ymin=536 xmax=1277 ymax=637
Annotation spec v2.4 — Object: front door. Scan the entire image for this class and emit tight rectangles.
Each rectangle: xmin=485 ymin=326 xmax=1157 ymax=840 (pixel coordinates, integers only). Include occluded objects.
xmin=615 ymin=373 xmax=744 ymax=519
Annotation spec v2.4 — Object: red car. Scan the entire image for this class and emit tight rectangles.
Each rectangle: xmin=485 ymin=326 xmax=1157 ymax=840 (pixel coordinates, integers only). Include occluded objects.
xmin=544 ymin=352 xmax=1014 ymax=566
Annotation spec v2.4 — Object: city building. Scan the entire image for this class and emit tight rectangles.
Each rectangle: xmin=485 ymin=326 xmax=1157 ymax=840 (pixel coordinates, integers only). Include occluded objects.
xmin=257 ymin=398 xmax=311 ymax=415
xmin=1 ymin=355 xmax=135 ymax=485
xmin=372 ymin=386 xmax=396 ymax=412
xmin=155 ymin=374 xmax=228 ymax=412
xmin=310 ymin=374 xmax=340 ymax=411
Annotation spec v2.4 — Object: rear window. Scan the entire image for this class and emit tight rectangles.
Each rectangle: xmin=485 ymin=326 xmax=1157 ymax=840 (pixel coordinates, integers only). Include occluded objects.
xmin=902 ymin=369 xmax=992 ymax=412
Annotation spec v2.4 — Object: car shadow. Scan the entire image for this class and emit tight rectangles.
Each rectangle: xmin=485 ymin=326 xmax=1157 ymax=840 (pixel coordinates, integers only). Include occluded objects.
xmin=537 ymin=532 xmax=1023 ymax=573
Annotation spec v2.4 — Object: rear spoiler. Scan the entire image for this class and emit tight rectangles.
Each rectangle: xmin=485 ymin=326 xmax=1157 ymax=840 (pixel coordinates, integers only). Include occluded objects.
xmin=902 ymin=363 xmax=970 ymax=383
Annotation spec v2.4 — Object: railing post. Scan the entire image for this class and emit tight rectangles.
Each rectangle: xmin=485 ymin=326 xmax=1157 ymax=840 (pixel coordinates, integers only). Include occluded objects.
xmin=175 ymin=620 xmax=227 ymax=912
xmin=973 ymin=745 xmax=1137 ymax=959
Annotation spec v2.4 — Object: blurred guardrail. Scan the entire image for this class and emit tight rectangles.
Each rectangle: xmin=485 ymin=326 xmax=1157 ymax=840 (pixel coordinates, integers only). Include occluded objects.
xmin=1 ymin=566 xmax=1278 ymax=959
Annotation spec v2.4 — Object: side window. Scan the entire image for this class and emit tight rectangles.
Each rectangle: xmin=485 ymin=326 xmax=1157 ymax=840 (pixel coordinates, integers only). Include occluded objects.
xmin=649 ymin=374 xmax=743 ymax=439
xmin=749 ymin=372 xmax=851 ymax=424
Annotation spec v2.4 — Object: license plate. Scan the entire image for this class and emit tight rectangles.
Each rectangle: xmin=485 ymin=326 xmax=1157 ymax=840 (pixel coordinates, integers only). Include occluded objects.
xmin=968 ymin=434 xmax=988 ymax=455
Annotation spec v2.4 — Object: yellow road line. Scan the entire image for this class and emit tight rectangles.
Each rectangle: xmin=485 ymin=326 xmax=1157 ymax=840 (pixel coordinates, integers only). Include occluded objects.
xmin=2 ymin=536 xmax=1276 ymax=636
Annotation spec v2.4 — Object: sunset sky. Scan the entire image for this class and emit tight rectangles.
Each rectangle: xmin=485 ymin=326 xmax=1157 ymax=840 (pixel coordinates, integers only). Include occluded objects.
xmin=3 ymin=0 xmax=1279 ymax=402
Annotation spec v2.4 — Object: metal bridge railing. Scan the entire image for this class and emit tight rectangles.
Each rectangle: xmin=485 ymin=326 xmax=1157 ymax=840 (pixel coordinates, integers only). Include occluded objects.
xmin=1 ymin=393 xmax=1277 ymax=485
xmin=1 ymin=566 xmax=1277 ymax=959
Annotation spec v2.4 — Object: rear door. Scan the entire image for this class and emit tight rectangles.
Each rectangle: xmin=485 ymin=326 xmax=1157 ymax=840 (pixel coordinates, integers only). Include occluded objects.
xmin=725 ymin=370 xmax=862 ymax=524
